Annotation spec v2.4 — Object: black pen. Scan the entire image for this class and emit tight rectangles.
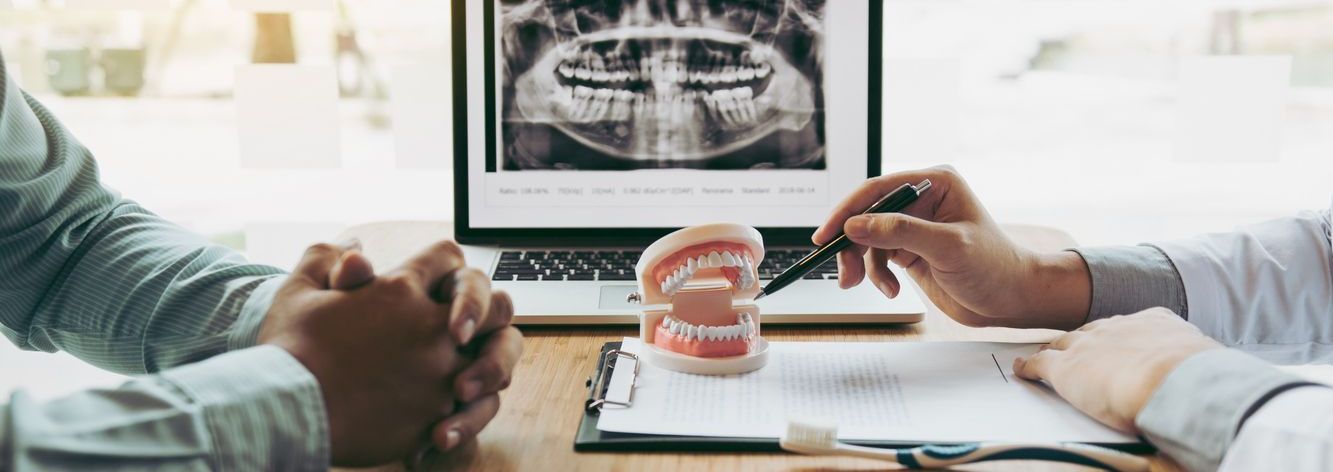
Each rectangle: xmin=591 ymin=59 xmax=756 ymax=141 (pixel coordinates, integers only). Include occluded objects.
xmin=754 ymin=179 xmax=932 ymax=301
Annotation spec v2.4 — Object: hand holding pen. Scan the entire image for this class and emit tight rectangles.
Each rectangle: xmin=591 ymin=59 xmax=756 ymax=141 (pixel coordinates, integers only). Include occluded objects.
xmin=803 ymin=165 xmax=1094 ymax=331
xmin=756 ymin=179 xmax=932 ymax=300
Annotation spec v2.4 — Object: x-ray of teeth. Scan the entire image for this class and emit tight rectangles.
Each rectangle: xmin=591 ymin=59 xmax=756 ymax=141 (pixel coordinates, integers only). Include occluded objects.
xmin=498 ymin=0 xmax=826 ymax=171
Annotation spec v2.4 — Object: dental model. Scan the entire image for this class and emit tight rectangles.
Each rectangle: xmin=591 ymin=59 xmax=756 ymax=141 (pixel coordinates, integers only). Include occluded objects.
xmin=629 ymin=223 xmax=768 ymax=375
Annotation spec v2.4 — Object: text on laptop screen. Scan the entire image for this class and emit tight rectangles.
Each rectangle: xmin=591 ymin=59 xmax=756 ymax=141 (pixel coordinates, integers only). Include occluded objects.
xmin=465 ymin=0 xmax=873 ymax=229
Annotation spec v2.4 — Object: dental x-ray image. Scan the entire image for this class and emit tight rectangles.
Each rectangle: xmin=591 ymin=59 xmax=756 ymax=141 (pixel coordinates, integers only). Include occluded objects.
xmin=498 ymin=0 xmax=826 ymax=171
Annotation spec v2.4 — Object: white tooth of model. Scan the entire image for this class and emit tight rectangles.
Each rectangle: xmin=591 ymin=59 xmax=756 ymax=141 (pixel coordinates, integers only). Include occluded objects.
xmin=576 ymin=67 xmax=591 ymax=80
xmin=662 ymin=316 xmax=671 ymax=328
xmin=707 ymin=251 xmax=723 ymax=267
xmin=738 ymin=67 xmax=755 ymax=81
xmin=686 ymin=257 xmax=698 ymax=273
xmin=721 ymin=252 xmax=737 ymax=267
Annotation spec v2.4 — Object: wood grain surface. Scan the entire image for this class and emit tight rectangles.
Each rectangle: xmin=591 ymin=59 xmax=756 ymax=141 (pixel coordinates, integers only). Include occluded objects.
xmin=335 ymin=221 xmax=1182 ymax=472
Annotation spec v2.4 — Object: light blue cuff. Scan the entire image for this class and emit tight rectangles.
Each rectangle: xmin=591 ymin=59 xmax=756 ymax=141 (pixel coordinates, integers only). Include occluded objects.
xmin=1069 ymin=245 xmax=1188 ymax=323
xmin=1136 ymin=349 xmax=1308 ymax=472
xmin=228 ymin=276 xmax=286 ymax=351
xmin=160 ymin=345 xmax=328 ymax=471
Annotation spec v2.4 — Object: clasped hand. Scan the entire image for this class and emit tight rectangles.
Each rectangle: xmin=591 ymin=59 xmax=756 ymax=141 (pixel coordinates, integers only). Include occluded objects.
xmin=258 ymin=239 xmax=522 ymax=466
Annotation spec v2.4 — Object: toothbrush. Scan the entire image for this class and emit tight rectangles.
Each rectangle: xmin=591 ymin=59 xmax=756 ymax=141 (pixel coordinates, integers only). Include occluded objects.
xmin=779 ymin=420 xmax=1150 ymax=472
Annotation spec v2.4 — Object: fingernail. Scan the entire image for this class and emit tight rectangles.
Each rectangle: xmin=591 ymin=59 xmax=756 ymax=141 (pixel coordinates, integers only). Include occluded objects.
xmin=461 ymin=379 xmax=483 ymax=402
xmin=845 ymin=216 xmax=870 ymax=239
xmin=459 ymin=319 xmax=477 ymax=344
xmin=444 ymin=428 xmax=461 ymax=450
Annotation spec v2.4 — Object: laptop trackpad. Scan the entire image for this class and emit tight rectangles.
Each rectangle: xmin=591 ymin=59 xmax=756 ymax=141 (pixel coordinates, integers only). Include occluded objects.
xmin=598 ymin=285 xmax=639 ymax=310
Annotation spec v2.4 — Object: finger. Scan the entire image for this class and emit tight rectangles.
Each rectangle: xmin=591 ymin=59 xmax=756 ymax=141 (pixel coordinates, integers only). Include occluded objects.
xmin=836 ymin=245 xmax=867 ymax=289
xmin=811 ymin=166 xmax=959 ymax=244
xmin=474 ymin=291 xmax=515 ymax=336
xmin=843 ymin=212 xmax=961 ymax=263
xmin=398 ymin=239 xmax=468 ymax=294
xmin=289 ymin=240 xmax=360 ymax=289
xmin=1046 ymin=331 xmax=1083 ymax=351
xmin=455 ymin=327 xmax=523 ymax=402
xmin=1013 ymin=349 xmax=1062 ymax=381
xmin=436 ymin=268 xmax=492 ymax=344
xmin=864 ymin=248 xmax=901 ymax=298
xmin=431 ymin=394 xmax=502 ymax=451
xmin=329 ymin=250 xmax=376 ymax=290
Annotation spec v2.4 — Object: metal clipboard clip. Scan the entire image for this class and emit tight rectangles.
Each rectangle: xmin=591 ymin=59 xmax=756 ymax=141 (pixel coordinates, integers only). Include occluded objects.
xmin=585 ymin=349 xmax=639 ymax=414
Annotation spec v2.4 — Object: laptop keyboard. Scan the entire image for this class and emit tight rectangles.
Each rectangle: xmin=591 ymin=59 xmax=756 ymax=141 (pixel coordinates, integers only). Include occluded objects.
xmin=491 ymin=249 xmax=841 ymax=282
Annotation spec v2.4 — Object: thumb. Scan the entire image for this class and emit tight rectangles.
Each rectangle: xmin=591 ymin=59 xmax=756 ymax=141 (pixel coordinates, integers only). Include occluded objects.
xmin=843 ymin=213 xmax=959 ymax=262
xmin=329 ymin=250 xmax=376 ymax=290
xmin=290 ymin=239 xmax=361 ymax=289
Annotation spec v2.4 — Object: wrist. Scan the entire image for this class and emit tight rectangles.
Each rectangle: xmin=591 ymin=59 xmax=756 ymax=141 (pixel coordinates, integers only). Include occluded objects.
xmin=1024 ymin=251 xmax=1092 ymax=330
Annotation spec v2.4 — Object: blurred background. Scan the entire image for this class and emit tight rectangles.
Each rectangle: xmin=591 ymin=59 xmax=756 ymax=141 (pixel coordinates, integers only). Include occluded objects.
xmin=2 ymin=0 xmax=1332 ymax=396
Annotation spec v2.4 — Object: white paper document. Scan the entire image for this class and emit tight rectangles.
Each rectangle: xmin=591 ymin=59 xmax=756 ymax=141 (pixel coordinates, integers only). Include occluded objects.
xmin=597 ymin=338 xmax=1136 ymax=444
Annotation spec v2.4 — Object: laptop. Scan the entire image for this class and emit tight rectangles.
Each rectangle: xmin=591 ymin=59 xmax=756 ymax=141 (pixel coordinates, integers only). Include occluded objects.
xmin=450 ymin=1 xmax=925 ymax=325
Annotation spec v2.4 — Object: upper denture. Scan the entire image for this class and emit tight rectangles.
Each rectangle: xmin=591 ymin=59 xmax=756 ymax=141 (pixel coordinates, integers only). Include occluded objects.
xmin=654 ymin=242 xmax=757 ymax=296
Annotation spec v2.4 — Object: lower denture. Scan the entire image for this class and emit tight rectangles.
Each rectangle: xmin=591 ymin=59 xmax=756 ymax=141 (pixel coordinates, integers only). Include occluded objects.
xmin=653 ymin=323 xmax=750 ymax=358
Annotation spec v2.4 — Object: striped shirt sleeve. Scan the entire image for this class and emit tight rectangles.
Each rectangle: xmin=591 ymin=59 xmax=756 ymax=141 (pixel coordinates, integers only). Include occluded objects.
xmin=0 ymin=51 xmax=329 ymax=468
xmin=5 ymin=346 xmax=329 ymax=471
xmin=0 ymin=51 xmax=285 ymax=374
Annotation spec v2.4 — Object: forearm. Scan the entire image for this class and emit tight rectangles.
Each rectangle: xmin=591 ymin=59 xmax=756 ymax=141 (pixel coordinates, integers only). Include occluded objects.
xmin=0 ymin=53 xmax=285 ymax=373
xmin=1 ymin=346 xmax=328 ymax=470
xmin=1152 ymin=210 xmax=1333 ymax=350
xmin=1135 ymin=349 xmax=1328 ymax=472
xmin=1220 ymin=386 xmax=1333 ymax=470
xmin=1067 ymin=245 xmax=1188 ymax=324
xmin=14 ymin=201 xmax=288 ymax=372
xmin=1019 ymin=244 xmax=1184 ymax=332
xmin=1021 ymin=251 xmax=1093 ymax=331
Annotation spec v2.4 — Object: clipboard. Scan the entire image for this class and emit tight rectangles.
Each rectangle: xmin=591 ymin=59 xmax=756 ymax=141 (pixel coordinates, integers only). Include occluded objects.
xmin=574 ymin=342 xmax=1154 ymax=454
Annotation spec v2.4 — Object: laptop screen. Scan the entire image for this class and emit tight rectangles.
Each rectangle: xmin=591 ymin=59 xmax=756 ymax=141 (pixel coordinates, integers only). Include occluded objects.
xmin=462 ymin=1 xmax=876 ymax=230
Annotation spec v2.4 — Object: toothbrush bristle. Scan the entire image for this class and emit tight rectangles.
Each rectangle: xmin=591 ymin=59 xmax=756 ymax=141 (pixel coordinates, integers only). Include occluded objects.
xmin=781 ymin=419 xmax=840 ymax=449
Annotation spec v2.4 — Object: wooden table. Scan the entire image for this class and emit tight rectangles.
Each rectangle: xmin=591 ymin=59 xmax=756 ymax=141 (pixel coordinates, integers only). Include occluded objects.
xmin=339 ymin=222 xmax=1182 ymax=472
